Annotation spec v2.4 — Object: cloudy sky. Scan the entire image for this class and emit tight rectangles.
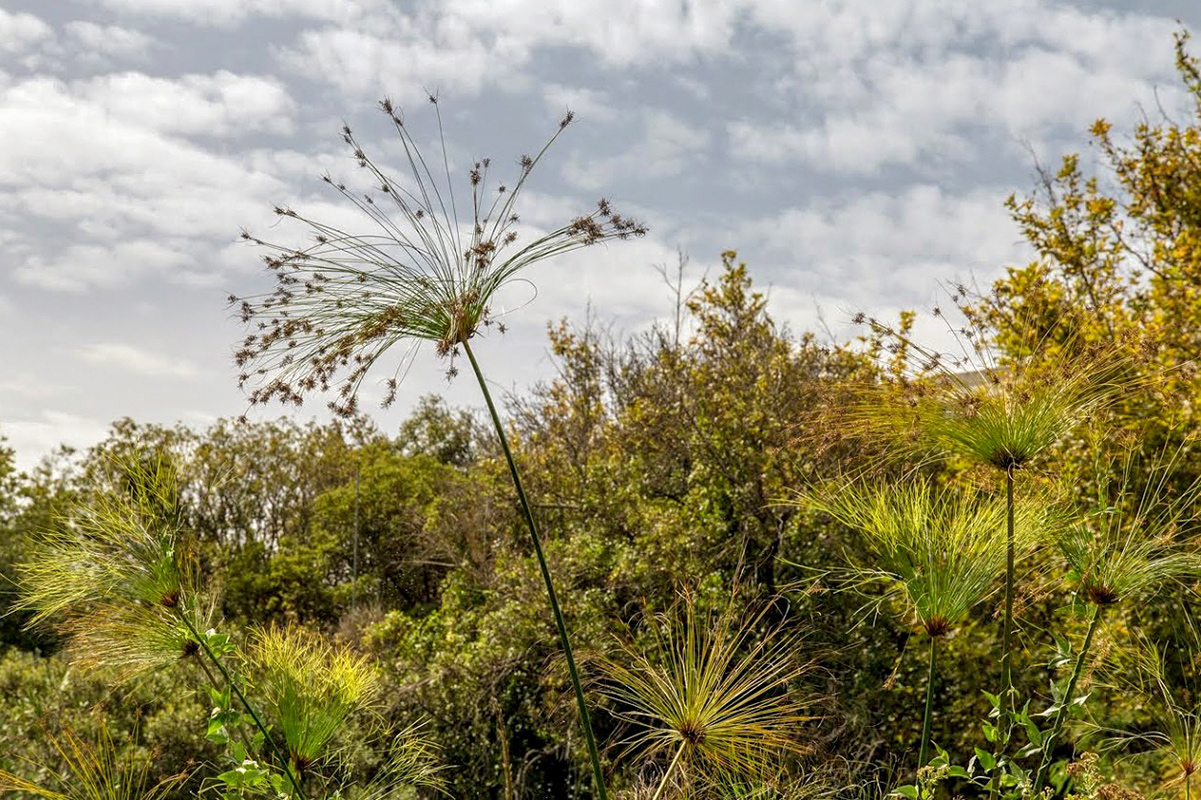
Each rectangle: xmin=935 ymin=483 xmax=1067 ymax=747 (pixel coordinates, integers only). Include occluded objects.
xmin=2 ymin=0 xmax=1199 ymax=469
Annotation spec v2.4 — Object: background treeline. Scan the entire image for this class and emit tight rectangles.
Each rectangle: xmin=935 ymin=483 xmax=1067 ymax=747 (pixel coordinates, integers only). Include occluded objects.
xmin=0 ymin=250 xmax=1196 ymax=796
xmin=0 ymin=258 xmax=891 ymax=797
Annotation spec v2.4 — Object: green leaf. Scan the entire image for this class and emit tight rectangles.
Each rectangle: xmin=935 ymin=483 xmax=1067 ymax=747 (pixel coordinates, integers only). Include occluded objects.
xmin=890 ymin=785 xmax=920 ymax=799
xmin=204 ymin=629 xmax=232 ymax=655
xmin=1016 ymin=741 xmax=1042 ymax=758
xmin=974 ymin=748 xmax=997 ymax=771
xmin=206 ymin=718 xmax=229 ymax=745
xmin=209 ymin=686 xmax=231 ymax=708
xmin=1035 ymin=703 xmax=1060 ymax=718
xmin=1023 ymin=717 xmax=1043 ymax=745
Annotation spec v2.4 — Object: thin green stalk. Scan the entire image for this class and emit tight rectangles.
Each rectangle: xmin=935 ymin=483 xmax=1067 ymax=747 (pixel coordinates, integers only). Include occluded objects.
xmin=1002 ymin=467 xmax=1016 ymax=718
xmin=989 ymin=469 xmax=1017 ymax=799
xmin=462 ymin=337 xmax=608 ymax=800
xmin=189 ymin=648 xmax=258 ymax=757
xmin=177 ymin=612 xmax=303 ymax=798
xmin=650 ymin=741 xmax=687 ymax=800
xmin=1034 ymin=604 xmax=1103 ymax=792
xmin=919 ymin=635 xmax=939 ymax=772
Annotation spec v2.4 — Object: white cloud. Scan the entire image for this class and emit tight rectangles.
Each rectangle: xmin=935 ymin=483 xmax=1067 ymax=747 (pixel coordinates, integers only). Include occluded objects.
xmin=0 ymin=8 xmax=53 ymax=55
xmin=274 ymin=25 xmax=518 ymax=101
xmin=65 ymin=21 xmax=156 ymax=64
xmin=566 ymin=110 xmax=710 ymax=190
xmin=738 ymin=184 xmax=1026 ymax=306
xmin=727 ymin=115 xmax=952 ymax=175
xmin=2 ymin=411 xmax=111 ymax=472
xmin=732 ymin=40 xmax=1179 ymax=173
xmin=542 ymin=84 xmax=617 ymax=123
xmin=744 ymin=0 xmax=1175 ymax=73
xmin=76 ymin=0 xmax=379 ymax=27
xmin=729 ymin=0 xmax=1183 ymax=174
xmin=76 ymin=342 xmax=201 ymax=379
xmin=0 ymin=74 xmax=298 ymax=290
xmin=14 ymin=240 xmax=193 ymax=291
xmin=0 ymin=76 xmax=295 ymax=184
xmin=74 ymin=71 xmax=295 ymax=137
xmin=434 ymin=0 xmax=742 ymax=68
xmin=0 ymin=373 xmax=64 ymax=401
xmin=274 ymin=0 xmax=746 ymax=98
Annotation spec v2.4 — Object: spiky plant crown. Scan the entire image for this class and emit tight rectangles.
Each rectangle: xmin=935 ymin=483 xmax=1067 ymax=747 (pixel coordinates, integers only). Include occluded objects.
xmin=353 ymin=723 xmax=449 ymax=798
xmin=247 ymin=625 xmax=380 ymax=771
xmin=15 ymin=456 xmax=213 ymax=681
xmin=592 ymin=598 xmax=814 ymax=788
xmin=0 ymin=722 xmax=188 ymax=800
xmin=1097 ymin=617 xmax=1201 ymax=790
xmin=232 ymin=95 xmax=647 ymax=417
xmin=1057 ymin=442 xmax=1201 ymax=608
xmin=851 ymin=313 xmax=1134 ymax=473
xmin=803 ymin=476 xmax=1055 ymax=636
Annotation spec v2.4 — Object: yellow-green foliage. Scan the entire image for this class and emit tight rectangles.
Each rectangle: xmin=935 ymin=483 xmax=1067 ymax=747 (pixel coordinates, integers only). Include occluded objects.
xmin=593 ymin=598 xmax=814 ymax=792
xmin=802 ymin=476 xmax=1048 ymax=637
xmin=248 ymin=625 xmax=379 ymax=769
xmin=1058 ymin=442 xmax=1201 ymax=608
xmin=14 ymin=457 xmax=214 ymax=684
xmin=0 ymin=721 xmax=187 ymax=800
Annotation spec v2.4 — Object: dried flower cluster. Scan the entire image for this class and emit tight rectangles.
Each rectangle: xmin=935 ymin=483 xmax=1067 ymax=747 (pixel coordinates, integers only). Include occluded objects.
xmin=232 ymin=95 xmax=646 ymax=417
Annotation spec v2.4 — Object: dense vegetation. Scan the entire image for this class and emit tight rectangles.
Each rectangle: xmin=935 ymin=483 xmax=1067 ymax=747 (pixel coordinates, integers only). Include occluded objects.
xmin=6 ymin=30 xmax=1201 ymax=800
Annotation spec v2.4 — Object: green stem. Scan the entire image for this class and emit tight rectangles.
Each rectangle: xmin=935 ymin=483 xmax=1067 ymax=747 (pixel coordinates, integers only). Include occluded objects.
xmin=190 ymin=649 xmax=256 ymax=756
xmin=178 ymin=612 xmax=303 ymax=798
xmin=650 ymin=742 xmax=687 ymax=800
xmin=989 ymin=468 xmax=1017 ymax=799
xmin=1002 ymin=467 xmax=1016 ymax=719
xmin=919 ymin=634 xmax=939 ymax=772
xmin=462 ymin=337 xmax=608 ymax=800
xmin=1034 ymin=604 xmax=1104 ymax=792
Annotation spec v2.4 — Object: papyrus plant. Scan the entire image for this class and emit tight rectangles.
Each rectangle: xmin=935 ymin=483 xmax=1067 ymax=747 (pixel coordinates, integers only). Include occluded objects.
xmin=850 ymin=315 xmax=1131 ymax=778
xmin=247 ymin=625 xmax=379 ymax=776
xmin=801 ymin=474 xmax=1056 ymax=786
xmin=0 ymin=721 xmax=188 ymax=800
xmin=13 ymin=456 xmax=308 ymax=794
xmin=592 ymin=597 xmax=814 ymax=799
xmin=15 ymin=456 xmax=213 ymax=683
xmin=14 ymin=455 xmax=444 ymax=798
xmin=232 ymin=95 xmax=645 ymax=798
xmin=1033 ymin=441 xmax=1201 ymax=792
xmin=1101 ymin=619 xmax=1201 ymax=799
